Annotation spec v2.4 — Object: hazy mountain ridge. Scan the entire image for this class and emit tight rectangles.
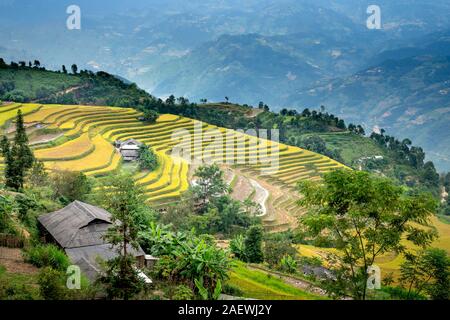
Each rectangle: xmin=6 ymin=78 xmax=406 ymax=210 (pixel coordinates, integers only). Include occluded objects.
xmin=2 ymin=0 xmax=450 ymax=170
xmin=287 ymin=53 xmax=450 ymax=170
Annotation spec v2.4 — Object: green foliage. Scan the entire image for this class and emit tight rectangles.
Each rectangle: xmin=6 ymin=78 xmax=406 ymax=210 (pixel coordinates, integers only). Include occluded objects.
xmin=298 ymin=169 xmax=438 ymax=300
xmin=27 ymin=160 xmax=48 ymax=188
xmin=230 ymin=234 xmax=246 ymax=261
xmin=23 ymin=244 xmax=70 ymax=271
xmin=0 ymin=65 xmax=150 ymax=107
xmin=138 ymin=145 xmax=158 ymax=171
xmin=192 ymin=163 xmax=229 ymax=212
xmin=400 ymin=248 xmax=450 ymax=300
xmin=98 ymin=254 xmax=146 ymax=300
xmin=0 ymin=194 xmax=19 ymax=234
xmin=172 ymin=284 xmax=194 ymax=300
xmin=37 ymin=267 xmax=67 ymax=300
xmin=195 ymin=277 xmax=222 ymax=300
xmin=244 ymin=225 xmax=264 ymax=263
xmin=263 ymin=240 xmax=297 ymax=268
xmin=50 ymin=170 xmax=92 ymax=203
xmin=0 ymin=266 xmax=39 ymax=300
xmin=1 ymin=110 xmax=35 ymax=191
xmin=143 ymin=223 xmax=231 ymax=297
xmin=194 ymin=196 xmax=255 ymax=235
xmin=95 ymin=173 xmax=149 ymax=299
xmin=222 ymin=283 xmax=244 ymax=297
xmin=379 ymin=286 xmax=427 ymax=300
xmin=279 ymin=255 xmax=298 ymax=274
xmin=141 ymin=109 xmax=159 ymax=123
xmin=15 ymin=193 xmax=38 ymax=221
xmin=298 ymin=136 xmax=343 ymax=163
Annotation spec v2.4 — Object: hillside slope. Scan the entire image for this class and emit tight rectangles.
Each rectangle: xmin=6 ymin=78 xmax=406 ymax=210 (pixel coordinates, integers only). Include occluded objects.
xmin=287 ymin=54 xmax=450 ymax=171
xmin=1 ymin=102 xmax=344 ymax=231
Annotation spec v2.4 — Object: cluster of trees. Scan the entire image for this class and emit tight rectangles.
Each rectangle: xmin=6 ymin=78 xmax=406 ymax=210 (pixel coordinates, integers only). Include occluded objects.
xmin=295 ymin=136 xmax=343 ymax=163
xmin=370 ymin=130 xmax=426 ymax=168
xmin=159 ymin=164 xmax=260 ymax=236
xmin=298 ymin=169 xmax=448 ymax=300
xmin=230 ymin=226 xmax=299 ymax=274
xmin=348 ymin=123 xmax=365 ymax=135
xmin=0 ymin=58 xmax=151 ymax=106
xmin=0 ymin=58 xmax=45 ymax=71
xmin=370 ymin=129 xmax=440 ymax=189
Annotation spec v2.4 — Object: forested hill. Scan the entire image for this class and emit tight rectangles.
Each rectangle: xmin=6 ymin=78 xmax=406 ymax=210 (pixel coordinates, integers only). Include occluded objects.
xmin=0 ymin=58 xmax=444 ymax=198
xmin=0 ymin=59 xmax=151 ymax=107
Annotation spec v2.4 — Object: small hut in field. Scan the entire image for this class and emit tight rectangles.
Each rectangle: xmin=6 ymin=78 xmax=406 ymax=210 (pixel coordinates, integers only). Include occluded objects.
xmin=114 ymin=139 xmax=142 ymax=161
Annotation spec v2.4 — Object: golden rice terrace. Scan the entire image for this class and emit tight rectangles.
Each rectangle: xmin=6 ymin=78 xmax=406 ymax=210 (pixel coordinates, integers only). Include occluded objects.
xmin=0 ymin=103 xmax=344 ymax=223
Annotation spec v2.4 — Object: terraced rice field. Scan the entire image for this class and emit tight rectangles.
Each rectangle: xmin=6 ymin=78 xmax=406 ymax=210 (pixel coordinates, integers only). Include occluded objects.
xmin=1 ymin=103 xmax=344 ymax=208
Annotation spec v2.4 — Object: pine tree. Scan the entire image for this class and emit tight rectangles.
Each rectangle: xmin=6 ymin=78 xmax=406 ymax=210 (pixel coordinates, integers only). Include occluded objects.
xmin=0 ymin=136 xmax=16 ymax=189
xmin=244 ymin=225 xmax=264 ymax=263
xmin=1 ymin=110 xmax=35 ymax=190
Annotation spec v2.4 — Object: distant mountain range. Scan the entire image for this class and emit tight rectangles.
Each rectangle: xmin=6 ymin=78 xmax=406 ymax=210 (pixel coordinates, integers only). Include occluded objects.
xmin=286 ymin=34 xmax=450 ymax=170
xmin=1 ymin=0 xmax=450 ymax=170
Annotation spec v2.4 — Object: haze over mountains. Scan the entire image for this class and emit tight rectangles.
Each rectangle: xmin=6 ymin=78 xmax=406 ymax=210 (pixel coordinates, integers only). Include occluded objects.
xmin=1 ymin=0 xmax=450 ymax=170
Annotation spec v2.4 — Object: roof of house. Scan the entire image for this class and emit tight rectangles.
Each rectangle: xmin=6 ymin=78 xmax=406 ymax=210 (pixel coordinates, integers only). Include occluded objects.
xmin=117 ymin=139 xmax=142 ymax=149
xmin=38 ymin=200 xmax=113 ymax=249
xmin=120 ymin=145 xmax=140 ymax=151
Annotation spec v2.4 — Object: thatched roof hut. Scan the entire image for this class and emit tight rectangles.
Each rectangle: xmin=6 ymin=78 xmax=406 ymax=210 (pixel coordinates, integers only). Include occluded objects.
xmin=38 ymin=201 xmax=146 ymax=281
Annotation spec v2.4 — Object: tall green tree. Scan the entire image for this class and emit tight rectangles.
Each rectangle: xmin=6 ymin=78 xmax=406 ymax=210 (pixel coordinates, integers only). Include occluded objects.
xmin=1 ymin=110 xmax=34 ymax=190
xmin=97 ymin=173 xmax=147 ymax=300
xmin=192 ymin=164 xmax=229 ymax=212
xmin=298 ymin=169 xmax=437 ymax=300
xmin=244 ymin=225 xmax=264 ymax=263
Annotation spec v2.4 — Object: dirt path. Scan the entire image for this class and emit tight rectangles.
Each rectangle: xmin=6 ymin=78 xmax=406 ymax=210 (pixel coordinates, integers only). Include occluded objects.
xmin=30 ymin=132 xmax=64 ymax=145
xmin=31 ymin=84 xmax=88 ymax=103
xmin=249 ymin=178 xmax=269 ymax=217
xmin=0 ymin=248 xmax=38 ymax=275
xmin=231 ymin=175 xmax=254 ymax=201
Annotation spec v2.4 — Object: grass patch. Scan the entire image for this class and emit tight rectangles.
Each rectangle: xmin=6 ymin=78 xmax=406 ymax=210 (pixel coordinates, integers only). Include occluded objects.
xmin=0 ymin=266 xmax=40 ymax=300
xmin=226 ymin=261 xmax=325 ymax=300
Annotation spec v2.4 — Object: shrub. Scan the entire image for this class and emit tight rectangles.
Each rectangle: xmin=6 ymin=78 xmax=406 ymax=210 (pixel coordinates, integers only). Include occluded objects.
xmin=264 ymin=240 xmax=297 ymax=268
xmin=50 ymin=170 xmax=92 ymax=203
xmin=172 ymin=284 xmax=194 ymax=300
xmin=37 ymin=267 xmax=67 ymax=300
xmin=279 ymin=255 xmax=298 ymax=274
xmin=138 ymin=145 xmax=158 ymax=171
xmin=222 ymin=283 xmax=243 ymax=297
xmin=230 ymin=234 xmax=245 ymax=261
xmin=141 ymin=109 xmax=159 ymax=123
xmin=24 ymin=244 xmax=70 ymax=271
